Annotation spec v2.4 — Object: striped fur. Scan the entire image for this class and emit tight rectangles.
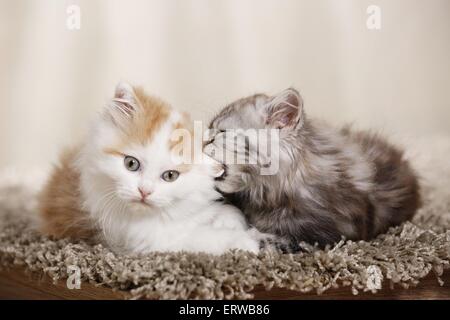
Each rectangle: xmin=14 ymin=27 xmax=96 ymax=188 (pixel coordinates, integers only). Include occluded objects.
xmin=207 ymin=88 xmax=421 ymax=251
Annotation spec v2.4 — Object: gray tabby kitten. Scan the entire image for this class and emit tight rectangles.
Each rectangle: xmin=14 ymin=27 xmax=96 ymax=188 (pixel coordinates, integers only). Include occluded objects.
xmin=205 ymin=88 xmax=421 ymax=251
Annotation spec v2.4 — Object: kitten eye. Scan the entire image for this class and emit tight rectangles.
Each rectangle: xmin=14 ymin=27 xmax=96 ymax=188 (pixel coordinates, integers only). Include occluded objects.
xmin=161 ymin=170 xmax=180 ymax=182
xmin=124 ymin=156 xmax=140 ymax=171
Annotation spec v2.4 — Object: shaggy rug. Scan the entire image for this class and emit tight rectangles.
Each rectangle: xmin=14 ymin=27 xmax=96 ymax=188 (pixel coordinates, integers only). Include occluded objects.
xmin=0 ymin=135 xmax=449 ymax=299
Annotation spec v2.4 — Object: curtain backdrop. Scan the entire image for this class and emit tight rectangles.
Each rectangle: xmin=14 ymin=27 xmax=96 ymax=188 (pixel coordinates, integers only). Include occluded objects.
xmin=1 ymin=0 xmax=449 ymax=169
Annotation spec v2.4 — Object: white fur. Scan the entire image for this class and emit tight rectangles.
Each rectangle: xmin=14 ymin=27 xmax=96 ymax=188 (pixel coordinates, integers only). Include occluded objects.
xmin=75 ymin=86 xmax=259 ymax=255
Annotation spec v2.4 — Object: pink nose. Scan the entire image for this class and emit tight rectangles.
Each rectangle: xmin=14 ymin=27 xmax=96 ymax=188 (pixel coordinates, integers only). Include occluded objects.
xmin=138 ymin=187 xmax=152 ymax=199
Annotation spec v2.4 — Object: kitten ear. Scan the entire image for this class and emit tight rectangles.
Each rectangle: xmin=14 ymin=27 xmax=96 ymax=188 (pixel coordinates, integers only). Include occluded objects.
xmin=266 ymin=88 xmax=304 ymax=130
xmin=115 ymin=81 xmax=135 ymax=100
xmin=105 ymin=82 xmax=139 ymax=125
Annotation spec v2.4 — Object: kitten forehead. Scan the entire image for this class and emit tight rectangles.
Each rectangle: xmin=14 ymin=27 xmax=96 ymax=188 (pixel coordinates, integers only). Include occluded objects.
xmin=106 ymin=87 xmax=191 ymax=150
xmin=124 ymin=87 xmax=171 ymax=144
xmin=103 ymin=108 xmax=193 ymax=174
xmin=210 ymin=93 xmax=269 ymax=130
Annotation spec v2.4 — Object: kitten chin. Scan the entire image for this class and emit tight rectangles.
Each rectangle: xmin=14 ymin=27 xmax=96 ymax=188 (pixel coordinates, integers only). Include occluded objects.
xmin=127 ymin=200 xmax=155 ymax=212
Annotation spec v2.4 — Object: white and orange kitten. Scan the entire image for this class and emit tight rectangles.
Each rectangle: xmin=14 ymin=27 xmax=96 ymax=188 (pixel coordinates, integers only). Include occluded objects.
xmin=38 ymin=82 xmax=260 ymax=254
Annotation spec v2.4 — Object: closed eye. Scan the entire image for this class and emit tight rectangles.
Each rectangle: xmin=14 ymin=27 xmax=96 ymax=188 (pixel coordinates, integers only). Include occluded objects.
xmin=203 ymin=129 xmax=225 ymax=147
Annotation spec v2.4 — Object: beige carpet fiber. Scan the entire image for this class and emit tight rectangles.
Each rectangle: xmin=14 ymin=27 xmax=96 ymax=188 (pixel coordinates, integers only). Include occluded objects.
xmin=0 ymin=136 xmax=449 ymax=299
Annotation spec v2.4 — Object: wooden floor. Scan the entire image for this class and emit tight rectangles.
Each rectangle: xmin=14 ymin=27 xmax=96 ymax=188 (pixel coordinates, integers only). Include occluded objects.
xmin=0 ymin=268 xmax=449 ymax=300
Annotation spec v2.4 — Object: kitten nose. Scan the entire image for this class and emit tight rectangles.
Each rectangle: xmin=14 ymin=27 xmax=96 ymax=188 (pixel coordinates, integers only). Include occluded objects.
xmin=138 ymin=187 xmax=152 ymax=199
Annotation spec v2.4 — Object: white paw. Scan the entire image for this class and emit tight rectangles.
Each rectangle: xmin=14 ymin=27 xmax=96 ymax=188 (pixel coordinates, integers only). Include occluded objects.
xmin=233 ymin=236 xmax=259 ymax=253
xmin=247 ymin=227 xmax=274 ymax=241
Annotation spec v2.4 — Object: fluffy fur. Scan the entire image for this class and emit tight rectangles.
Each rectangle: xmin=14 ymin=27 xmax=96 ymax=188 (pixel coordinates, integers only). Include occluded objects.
xmin=39 ymin=83 xmax=260 ymax=255
xmin=206 ymin=88 xmax=421 ymax=251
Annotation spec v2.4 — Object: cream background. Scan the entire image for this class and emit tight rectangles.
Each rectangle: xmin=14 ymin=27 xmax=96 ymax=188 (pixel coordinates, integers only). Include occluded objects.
xmin=1 ymin=0 xmax=449 ymax=170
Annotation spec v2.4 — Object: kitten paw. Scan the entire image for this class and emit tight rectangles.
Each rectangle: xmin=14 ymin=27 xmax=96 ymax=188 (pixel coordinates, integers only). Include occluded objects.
xmin=234 ymin=237 xmax=259 ymax=253
xmin=257 ymin=233 xmax=301 ymax=253
xmin=246 ymin=228 xmax=281 ymax=252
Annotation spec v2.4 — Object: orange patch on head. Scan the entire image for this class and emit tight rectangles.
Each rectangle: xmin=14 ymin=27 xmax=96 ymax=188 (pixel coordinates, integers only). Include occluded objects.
xmin=121 ymin=87 xmax=171 ymax=145
xmin=106 ymin=86 xmax=198 ymax=168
